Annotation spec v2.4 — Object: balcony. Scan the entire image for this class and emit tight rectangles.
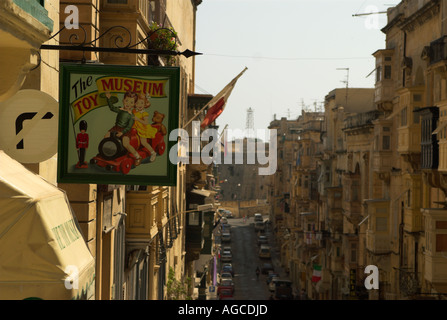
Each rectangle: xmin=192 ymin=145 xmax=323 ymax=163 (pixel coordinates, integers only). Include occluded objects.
xmin=438 ymin=123 xmax=447 ymax=172
xmin=429 ymin=35 xmax=447 ymax=65
xmin=0 ymin=0 xmax=53 ymax=101
xmin=344 ymin=111 xmax=381 ymax=130
xmin=342 ymin=174 xmax=362 ymax=224
xmin=415 ymin=106 xmax=439 ymax=170
xmin=422 ymin=208 xmax=447 ymax=284
xmin=125 ymin=188 xmax=159 ymax=248
xmin=398 ymin=268 xmax=420 ymax=297
xmin=185 ymin=211 xmax=205 ymax=261
xmin=364 ymin=199 xmax=391 ymax=254
xmin=372 ymin=49 xmax=394 ymax=111
xmin=393 ymin=88 xmax=424 ymax=156
xmin=330 ymin=255 xmax=344 ymax=274
xmin=366 ymin=231 xmax=391 ymax=254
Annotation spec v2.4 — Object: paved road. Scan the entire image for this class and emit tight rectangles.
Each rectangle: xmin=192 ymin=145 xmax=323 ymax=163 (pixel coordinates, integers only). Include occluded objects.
xmin=221 ymin=216 xmax=288 ymax=300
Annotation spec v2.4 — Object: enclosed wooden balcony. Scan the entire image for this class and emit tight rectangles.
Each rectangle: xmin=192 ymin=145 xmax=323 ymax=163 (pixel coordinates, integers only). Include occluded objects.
xmin=372 ymin=120 xmax=394 ymax=173
xmin=125 ymin=187 xmax=159 ymax=248
xmin=342 ymin=173 xmax=362 ymax=223
xmin=394 ymin=88 xmax=424 ymax=156
xmin=422 ymin=208 xmax=447 ymax=284
xmin=372 ymin=49 xmax=395 ymax=111
xmin=403 ymin=174 xmax=423 ymax=233
xmin=330 ymin=255 xmax=344 ymax=274
xmin=326 ymin=186 xmax=343 ymax=230
xmin=415 ymin=106 xmax=439 ymax=170
xmin=364 ymin=199 xmax=391 ymax=254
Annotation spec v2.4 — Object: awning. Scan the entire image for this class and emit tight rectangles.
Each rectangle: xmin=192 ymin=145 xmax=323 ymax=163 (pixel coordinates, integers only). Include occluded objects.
xmin=190 ymin=188 xmax=216 ymax=198
xmin=0 ymin=151 xmax=95 ymax=300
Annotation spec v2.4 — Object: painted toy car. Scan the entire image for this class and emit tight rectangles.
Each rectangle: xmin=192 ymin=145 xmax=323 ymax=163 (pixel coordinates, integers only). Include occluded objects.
xmin=90 ymin=128 xmax=165 ymax=174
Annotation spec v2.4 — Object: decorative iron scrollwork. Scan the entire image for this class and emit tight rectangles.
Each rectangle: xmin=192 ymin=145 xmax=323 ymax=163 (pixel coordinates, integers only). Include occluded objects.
xmin=40 ymin=25 xmax=201 ymax=62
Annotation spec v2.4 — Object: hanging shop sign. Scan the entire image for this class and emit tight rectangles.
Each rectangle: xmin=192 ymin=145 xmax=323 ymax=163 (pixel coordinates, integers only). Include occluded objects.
xmin=58 ymin=63 xmax=179 ymax=186
xmin=0 ymin=89 xmax=58 ymax=163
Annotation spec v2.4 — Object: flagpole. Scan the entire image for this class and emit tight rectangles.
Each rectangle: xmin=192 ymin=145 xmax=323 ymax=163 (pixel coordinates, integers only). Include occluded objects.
xmin=182 ymin=67 xmax=247 ymax=129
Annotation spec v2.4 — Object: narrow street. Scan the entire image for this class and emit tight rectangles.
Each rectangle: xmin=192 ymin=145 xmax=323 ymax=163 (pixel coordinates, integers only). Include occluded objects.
xmin=222 ymin=215 xmax=290 ymax=300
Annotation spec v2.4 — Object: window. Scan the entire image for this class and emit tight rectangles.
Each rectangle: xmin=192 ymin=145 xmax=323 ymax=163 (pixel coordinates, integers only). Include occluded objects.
xmin=188 ymin=211 xmax=200 ymax=226
xmin=413 ymin=107 xmax=420 ymax=124
xmin=436 ymin=234 xmax=447 ymax=252
xmin=376 ymin=217 xmax=387 ymax=231
xmin=382 ymin=135 xmax=391 ymax=150
xmin=384 ymin=65 xmax=392 ymax=79
xmin=376 ymin=66 xmax=382 ymax=83
xmin=401 ymin=107 xmax=407 ymax=126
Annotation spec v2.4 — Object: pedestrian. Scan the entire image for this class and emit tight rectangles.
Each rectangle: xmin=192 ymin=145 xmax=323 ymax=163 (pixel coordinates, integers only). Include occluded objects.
xmin=256 ymin=266 xmax=260 ymax=280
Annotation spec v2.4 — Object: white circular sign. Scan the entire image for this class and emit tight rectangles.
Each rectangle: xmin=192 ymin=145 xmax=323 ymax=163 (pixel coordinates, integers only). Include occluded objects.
xmin=0 ymin=89 xmax=58 ymax=163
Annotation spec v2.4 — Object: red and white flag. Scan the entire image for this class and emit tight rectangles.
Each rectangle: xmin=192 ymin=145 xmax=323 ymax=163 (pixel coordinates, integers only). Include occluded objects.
xmin=200 ymin=67 xmax=247 ymax=129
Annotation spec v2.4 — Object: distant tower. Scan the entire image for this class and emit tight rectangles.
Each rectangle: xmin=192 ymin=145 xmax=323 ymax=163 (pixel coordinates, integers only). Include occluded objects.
xmin=246 ymin=107 xmax=254 ymax=138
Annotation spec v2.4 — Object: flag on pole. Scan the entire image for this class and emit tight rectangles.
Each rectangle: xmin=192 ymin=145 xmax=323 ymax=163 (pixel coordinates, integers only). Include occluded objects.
xmin=312 ymin=264 xmax=322 ymax=283
xmin=199 ymin=67 xmax=248 ymax=129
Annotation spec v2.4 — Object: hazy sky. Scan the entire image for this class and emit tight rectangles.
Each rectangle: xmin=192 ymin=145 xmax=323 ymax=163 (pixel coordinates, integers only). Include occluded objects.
xmin=194 ymin=0 xmax=401 ymax=139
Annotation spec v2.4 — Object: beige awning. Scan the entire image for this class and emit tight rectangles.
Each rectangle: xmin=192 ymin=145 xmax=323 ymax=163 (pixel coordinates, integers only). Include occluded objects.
xmin=0 ymin=151 xmax=95 ymax=300
xmin=190 ymin=188 xmax=217 ymax=197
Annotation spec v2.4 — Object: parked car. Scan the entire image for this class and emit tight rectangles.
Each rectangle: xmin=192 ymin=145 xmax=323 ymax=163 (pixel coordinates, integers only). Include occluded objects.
xmin=261 ymin=263 xmax=274 ymax=275
xmin=269 ymin=276 xmax=280 ymax=292
xmin=222 ymin=246 xmax=232 ymax=253
xmin=257 ymin=235 xmax=268 ymax=246
xmin=221 ymin=250 xmax=232 ymax=262
xmin=218 ymin=288 xmax=234 ymax=300
xmin=221 ymin=223 xmax=231 ymax=232
xmin=254 ymin=213 xmax=263 ymax=222
xmin=225 ymin=210 xmax=233 ymax=219
xmin=258 ymin=245 xmax=271 ymax=259
xmin=220 ymin=271 xmax=233 ymax=282
xmin=274 ymin=280 xmax=293 ymax=300
xmin=221 ymin=232 xmax=231 ymax=242
xmin=254 ymin=221 xmax=265 ymax=232
xmin=221 ymin=263 xmax=234 ymax=276
xmin=217 ymin=279 xmax=234 ymax=295
xmin=266 ymin=272 xmax=280 ymax=285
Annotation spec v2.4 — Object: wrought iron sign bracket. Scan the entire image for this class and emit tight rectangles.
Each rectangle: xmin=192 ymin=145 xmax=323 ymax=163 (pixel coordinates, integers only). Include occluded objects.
xmin=38 ymin=25 xmax=202 ymax=65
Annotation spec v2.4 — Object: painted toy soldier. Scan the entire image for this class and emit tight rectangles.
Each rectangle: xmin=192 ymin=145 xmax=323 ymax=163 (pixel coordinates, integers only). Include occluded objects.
xmin=76 ymin=120 xmax=89 ymax=168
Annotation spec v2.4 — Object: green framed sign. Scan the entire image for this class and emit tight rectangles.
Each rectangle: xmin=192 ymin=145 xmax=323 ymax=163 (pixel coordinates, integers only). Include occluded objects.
xmin=58 ymin=63 xmax=179 ymax=186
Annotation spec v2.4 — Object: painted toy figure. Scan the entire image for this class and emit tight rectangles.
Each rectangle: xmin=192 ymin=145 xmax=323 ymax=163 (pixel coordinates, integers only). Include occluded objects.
xmin=132 ymin=93 xmax=158 ymax=162
xmin=104 ymin=91 xmax=142 ymax=165
xmin=76 ymin=120 xmax=89 ymax=168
